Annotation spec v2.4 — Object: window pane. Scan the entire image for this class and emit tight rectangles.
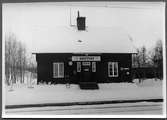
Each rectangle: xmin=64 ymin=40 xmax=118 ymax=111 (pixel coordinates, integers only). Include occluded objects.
xmin=77 ymin=62 xmax=81 ymax=72
xmin=59 ymin=63 xmax=64 ymax=77
xmin=108 ymin=62 xmax=118 ymax=77
xmin=113 ymin=62 xmax=118 ymax=76
xmin=53 ymin=62 xmax=64 ymax=78
xmin=53 ymin=63 xmax=58 ymax=78
xmin=92 ymin=62 xmax=96 ymax=72
xmin=108 ymin=62 xmax=113 ymax=77
xmin=111 ymin=63 xmax=113 ymax=76
xmin=110 ymin=70 xmax=113 ymax=76
xmin=82 ymin=62 xmax=90 ymax=66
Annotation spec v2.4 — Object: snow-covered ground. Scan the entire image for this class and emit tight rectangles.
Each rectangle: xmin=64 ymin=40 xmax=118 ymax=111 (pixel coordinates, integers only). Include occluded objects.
xmin=5 ymin=79 xmax=163 ymax=105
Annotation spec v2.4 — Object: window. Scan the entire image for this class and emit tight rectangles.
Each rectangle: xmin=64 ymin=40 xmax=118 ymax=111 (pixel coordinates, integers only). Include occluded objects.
xmin=77 ymin=62 xmax=81 ymax=72
xmin=108 ymin=62 xmax=118 ymax=77
xmin=92 ymin=62 xmax=96 ymax=72
xmin=82 ymin=62 xmax=90 ymax=66
xmin=53 ymin=62 xmax=64 ymax=78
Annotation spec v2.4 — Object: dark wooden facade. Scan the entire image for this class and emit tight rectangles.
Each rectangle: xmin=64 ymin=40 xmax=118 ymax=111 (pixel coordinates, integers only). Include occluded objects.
xmin=35 ymin=53 xmax=133 ymax=84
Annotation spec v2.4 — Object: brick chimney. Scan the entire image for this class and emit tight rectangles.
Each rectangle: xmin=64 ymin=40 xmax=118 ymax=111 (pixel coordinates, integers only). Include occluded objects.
xmin=77 ymin=11 xmax=86 ymax=30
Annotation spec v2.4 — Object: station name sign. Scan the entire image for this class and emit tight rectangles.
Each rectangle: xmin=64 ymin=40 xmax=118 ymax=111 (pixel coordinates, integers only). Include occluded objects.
xmin=72 ymin=56 xmax=101 ymax=61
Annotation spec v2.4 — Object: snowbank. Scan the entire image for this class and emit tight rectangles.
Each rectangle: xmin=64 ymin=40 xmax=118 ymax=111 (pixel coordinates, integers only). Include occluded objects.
xmin=5 ymin=79 xmax=163 ymax=105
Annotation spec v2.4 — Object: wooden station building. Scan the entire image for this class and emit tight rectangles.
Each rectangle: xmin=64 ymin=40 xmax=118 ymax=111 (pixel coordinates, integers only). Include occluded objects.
xmin=33 ymin=12 xmax=136 ymax=89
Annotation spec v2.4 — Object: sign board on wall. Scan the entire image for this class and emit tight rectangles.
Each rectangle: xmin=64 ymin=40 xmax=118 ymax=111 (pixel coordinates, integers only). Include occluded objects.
xmin=72 ymin=56 xmax=101 ymax=61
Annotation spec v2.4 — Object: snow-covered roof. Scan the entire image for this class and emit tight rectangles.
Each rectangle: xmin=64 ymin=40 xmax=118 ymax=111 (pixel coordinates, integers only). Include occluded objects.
xmin=32 ymin=26 xmax=137 ymax=53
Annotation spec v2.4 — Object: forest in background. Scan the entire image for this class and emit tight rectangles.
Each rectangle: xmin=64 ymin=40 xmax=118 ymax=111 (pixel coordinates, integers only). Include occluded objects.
xmin=132 ymin=39 xmax=163 ymax=79
xmin=5 ymin=32 xmax=36 ymax=86
xmin=4 ymin=32 xmax=163 ymax=85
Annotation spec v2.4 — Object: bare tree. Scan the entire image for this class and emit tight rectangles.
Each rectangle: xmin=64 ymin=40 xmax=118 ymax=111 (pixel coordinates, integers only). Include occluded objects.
xmin=17 ymin=41 xmax=27 ymax=83
xmin=132 ymin=46 xmax=148 ymax=83
xmin=5 ymin=33 xmax=18 ymax=85
xmin=5 ymin=32 xmax=28 ymax=86
xmin=140 ymin=46 xmax=147 ymax=67
xmin=151 ymin=40 xmax=163 ymax=79
xmin=27 ymin=54 xmax=37 ymax=88
xmin=132 ymin=40 xmax=163 ymax=81
xmin=132 ymin=48 xmax=141 ymax=68
xmin=132 ymin=46 xmax=147 ymax=68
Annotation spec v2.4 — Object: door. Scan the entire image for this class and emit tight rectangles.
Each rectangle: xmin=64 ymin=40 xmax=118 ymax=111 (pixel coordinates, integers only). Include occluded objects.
xmin=76 ymin=61 xmax=97 ymax=82
xmin=82 ymin=62 xmax=91 ymax=82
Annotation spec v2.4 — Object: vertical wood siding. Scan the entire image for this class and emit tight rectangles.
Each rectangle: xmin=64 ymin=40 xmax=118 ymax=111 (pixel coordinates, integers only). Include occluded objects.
xmin=36 ymin=53 xmax=132 ymax=84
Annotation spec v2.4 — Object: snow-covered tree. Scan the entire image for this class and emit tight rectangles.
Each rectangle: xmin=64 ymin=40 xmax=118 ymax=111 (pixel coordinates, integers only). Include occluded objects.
xmin=151 ymin=40 xmax=163 ymax=79
xmin=5 ymin=32 xmax=30 ymax=86
xmin=132 ymin=46 xmax=148 ymax=68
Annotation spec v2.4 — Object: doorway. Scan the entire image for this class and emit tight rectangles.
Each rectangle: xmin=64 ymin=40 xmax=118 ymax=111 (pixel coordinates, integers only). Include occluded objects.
xmin=76 ymin=61 xmax=96 ymax=82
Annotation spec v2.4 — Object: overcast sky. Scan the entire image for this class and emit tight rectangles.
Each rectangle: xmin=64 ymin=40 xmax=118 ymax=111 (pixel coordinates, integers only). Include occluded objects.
xmin=2 ymin=2 xmax=165 ymax=53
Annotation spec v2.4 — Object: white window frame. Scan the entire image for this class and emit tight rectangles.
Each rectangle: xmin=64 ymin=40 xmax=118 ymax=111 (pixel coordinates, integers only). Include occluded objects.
xmin=53 ymin=62 xmax=64 ymax=78
xmin=108 ymin=62 xmax=118 ymax=77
